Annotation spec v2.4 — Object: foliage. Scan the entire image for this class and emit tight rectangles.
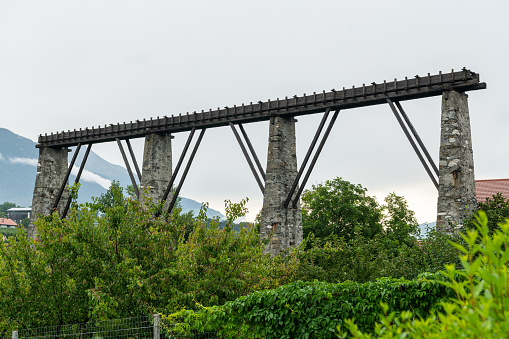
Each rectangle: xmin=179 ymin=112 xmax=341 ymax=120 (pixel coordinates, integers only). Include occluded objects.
xmin=295 ymin=233 xmax=389 ymax=284
xmin=302 ymin=178 xmax=418 ymax=244
xmin=0 ymin=202 xmax=17 ymax=218
xmin=165 ymin=272 xmax=454 ymax=339
xmin=465 ymin=193 xmax=509 ymax=236
xmin=0 ymin=183 xmax=293 ymax=331
xmin=0 ymin=228 xmax=17 ymax=239
xmin=0 ymin=177 xmax=473 ymax=336
xmin=381 ymin=192 xmax=418 ymax=247
xmin=380 ymin=225 xmax=462 ymax=280
xmin=295 ymin=223 xmax=461 ymax=284
xmin=91 ymin=180 xmax=125 ymax=214
xmin=298 ymin=178 xmax=458 ymax=284
xmin=302 ymin=178 xmax=383 ymax=240
xmin=20 ymin=217 xmax=30 ymax=228
xmin=342 ymin=211 xmax=509 ymax=338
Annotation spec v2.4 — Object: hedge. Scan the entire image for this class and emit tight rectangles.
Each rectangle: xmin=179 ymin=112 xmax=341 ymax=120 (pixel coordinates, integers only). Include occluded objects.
xmin=165 ymin=272 xmax=455 ymax=338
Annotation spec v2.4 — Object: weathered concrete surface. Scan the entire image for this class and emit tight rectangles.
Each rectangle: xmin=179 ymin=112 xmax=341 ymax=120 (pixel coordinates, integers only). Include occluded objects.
xmin=260 ymin=116 xmax=303 ymax=256
xmin=140 ymin=133 xmax=173 ymax=211
xmin=28 ymin=147 xmax=70 ymax=239
xmin=436 ymin=90 xmax=476 ymax=232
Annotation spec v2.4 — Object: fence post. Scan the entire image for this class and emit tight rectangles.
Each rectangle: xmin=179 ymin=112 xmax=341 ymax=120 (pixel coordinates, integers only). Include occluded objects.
xmin=12 ymin=331 xmax=18 ymax=339
xmin=153 ymin=314 xmax=160 ymax=339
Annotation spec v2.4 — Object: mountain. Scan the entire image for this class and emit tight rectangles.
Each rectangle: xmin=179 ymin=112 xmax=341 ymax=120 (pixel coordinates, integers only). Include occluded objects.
xmin=417 ymin=221 xmax=436 ymax=238
xmin=0 ymin=128 xmax=224 ymax=219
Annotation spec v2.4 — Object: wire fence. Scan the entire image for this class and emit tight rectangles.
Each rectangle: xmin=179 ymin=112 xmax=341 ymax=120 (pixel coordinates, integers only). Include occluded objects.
xmin=9 ymin=316 xmax=221 ymax=339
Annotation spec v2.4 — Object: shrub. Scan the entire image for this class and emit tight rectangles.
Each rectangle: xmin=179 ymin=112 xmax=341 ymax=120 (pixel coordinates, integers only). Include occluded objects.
xmin=464 ymin=193 xmax=509 ymax=236
xmin=0 ymin=185 xmax=293 ymax=330
xmin=165 ymin=272 xmax=455 ymax=338
xmin=343 ymin=211 xmax=509 ymax=338
xmin=295 ymin=225 xmax=461 ymax=285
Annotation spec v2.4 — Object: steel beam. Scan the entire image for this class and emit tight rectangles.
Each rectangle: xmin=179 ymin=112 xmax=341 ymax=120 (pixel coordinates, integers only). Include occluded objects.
xmin=160 ymin=128 xmax=196 ymax=205
xmin=284 ymin=108 xmax=331 ymax=208
xmin=292 ymin=110 xmax=340 ymax=208
xmin=126 ymin=138 xmax=142 ymax=182
xmin=167 ymin=129 xmax=206 ymax=214
xmin=52 ymin=143 xmax=81 ymax=212
xmin=37 ymin=69 xmax=485 ymax=149
xmin=387 ymin=99 xmax=439 ymax=189
xmin=117 ymin=138 xmax=140 ymax=199
xmin=395 ymin=101 xmax=439 ymax=176
xmin=238 ymin=124 xmax=265 ymax=180
xmin=230 ymin=123 xmax=264 ymax=194
xmin=61 ymin=144 xmax=92 ymax=219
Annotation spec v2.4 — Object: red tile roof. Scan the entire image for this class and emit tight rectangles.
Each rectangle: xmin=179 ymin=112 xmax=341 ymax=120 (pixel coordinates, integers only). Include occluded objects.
xmin=0 ymin=218 xmax=17 ymax=227
xmin=476 ymin=179 xmax=509 ymax=201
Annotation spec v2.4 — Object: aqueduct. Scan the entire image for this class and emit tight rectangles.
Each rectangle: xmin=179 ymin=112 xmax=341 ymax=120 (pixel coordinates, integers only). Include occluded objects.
xmin=29 ymin=68 xmax=486 ymax=255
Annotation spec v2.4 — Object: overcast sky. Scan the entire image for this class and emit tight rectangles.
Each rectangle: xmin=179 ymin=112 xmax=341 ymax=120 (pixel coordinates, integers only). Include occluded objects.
xmin=1 ymin=1 xmax=507 ymax=222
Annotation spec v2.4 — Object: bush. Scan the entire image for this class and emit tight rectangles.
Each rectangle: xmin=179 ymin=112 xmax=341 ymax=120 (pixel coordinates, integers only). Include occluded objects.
xmin=465 ymin=193 xmax=509 ymax=236
xmin=295 ymin=233 xmax=389 ymax=284
xmin=0 ymin=184 xmax=294 ymax=330
xmin=0 ymin=228 xmax=17 ymax=239
xmin=343 ymin=211 xmax=509 ymax=338
xmin=165 ymin=272 xmax=455 ymax=338
xmin=294 ymin=225 xmax=461 ymax=284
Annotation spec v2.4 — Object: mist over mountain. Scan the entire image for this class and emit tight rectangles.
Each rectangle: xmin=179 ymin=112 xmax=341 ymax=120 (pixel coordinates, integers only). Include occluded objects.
xmin=0 ymin=128 xmax=224 ymax=219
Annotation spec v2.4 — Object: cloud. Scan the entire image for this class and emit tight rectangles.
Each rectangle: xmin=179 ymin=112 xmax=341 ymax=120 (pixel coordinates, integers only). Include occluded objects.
xmin=6 ymin=155 xmax=110 ymax=189
xmin=8 ymin=157 xmax=38 ymax=166
xmin=0 ymin=153 xmax=4 ymax=161
xmin=71 ymin=166 xmax=111 ymax=189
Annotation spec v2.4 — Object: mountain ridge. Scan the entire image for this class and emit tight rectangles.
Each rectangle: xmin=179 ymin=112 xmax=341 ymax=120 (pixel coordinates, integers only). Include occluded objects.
xmin=0 ymin=128 xmax=224 ymax=219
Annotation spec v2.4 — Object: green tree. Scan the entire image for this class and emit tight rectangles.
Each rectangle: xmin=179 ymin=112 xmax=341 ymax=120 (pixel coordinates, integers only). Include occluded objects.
xmin=0 ymin=183 xmax=288 ymax=330
xmin=464 ymin=193 xmax=509 ymax=236
xmin=92 ymin=180 xmax=125 ymax=213
xmin=382 ymin=192 xmax=418 ymax=241
xmin=343 ymin=211 xmax=509 ymax=338
xmin=0 ymin=202 xmax=17 ymax=218
xmin=302 ymin=178 xmax=383 ymax=240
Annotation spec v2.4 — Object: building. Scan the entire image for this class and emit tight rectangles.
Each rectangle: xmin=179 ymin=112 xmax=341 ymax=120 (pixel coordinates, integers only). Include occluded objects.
xmin=475 ymin=179 xmax=509 ymax=201
xmin=6 ymin=207 xmax=31 ymax=225
xmin=0 ymin=218 xmax=17 ymax=228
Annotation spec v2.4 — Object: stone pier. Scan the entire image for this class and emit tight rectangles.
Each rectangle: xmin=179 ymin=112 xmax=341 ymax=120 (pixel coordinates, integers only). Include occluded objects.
xmin=28 ymin=147 xmax=70 ymax=239
xmin=436 ymin=90 xmax=477 ymax=232
xmin=140 ymin=133 xmax=173 ymax=210
xmin=260 ymin=116 xmax=303 ymax=256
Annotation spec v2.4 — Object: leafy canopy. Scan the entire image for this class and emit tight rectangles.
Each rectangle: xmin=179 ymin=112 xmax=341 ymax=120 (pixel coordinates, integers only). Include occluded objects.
xmin=343 ymin=211 xmax=509 ymax=338
xmin=0 ymin=202 xmax=17 ymax=218
xmin=464 ymin=192 xmax=509 ymax=236
xmin=302 ymin=177 xmax=418 ymax=242
xmin=0 ymin=182 xmax=292 ymax=331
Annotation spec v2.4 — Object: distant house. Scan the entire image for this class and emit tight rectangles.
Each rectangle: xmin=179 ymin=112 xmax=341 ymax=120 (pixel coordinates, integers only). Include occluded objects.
xmin=0 ymin=218 xmax=17 ymax=228
xmin=6 ymin=207 xmax=31 ymax=225
xmin=476 ymin=179 xmax=509 ymax=201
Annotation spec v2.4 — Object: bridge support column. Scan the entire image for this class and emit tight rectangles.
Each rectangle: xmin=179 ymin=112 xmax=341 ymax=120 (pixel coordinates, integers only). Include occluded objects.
xmin=437 ymin=90 xmax=476 ymax=232
xmin=140 ymin=133 xmax=173 ymax=210
xmin=260 ymin=117 xmax=303 ymax=256
xmin=28 ymin=147 xmax=69 ymax=239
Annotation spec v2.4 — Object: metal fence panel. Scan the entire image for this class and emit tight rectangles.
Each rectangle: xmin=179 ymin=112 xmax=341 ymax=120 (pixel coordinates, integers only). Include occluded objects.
xmin=16 ymin=316 xmax=152 ymax=339
xmin=10 ymin=316 xmax=221 ymax=339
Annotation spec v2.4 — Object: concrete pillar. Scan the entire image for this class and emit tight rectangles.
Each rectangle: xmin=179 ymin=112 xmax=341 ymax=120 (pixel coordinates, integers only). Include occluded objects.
xmin=260 ymin=116 xmax=303 ymax=256
xmin=140 ymin=133 xmax=173 ymax=210
xmin=437 ymin=90 xmax=476 ymax=232
xmin=28 ymin=147 xmax=70 ymax=239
